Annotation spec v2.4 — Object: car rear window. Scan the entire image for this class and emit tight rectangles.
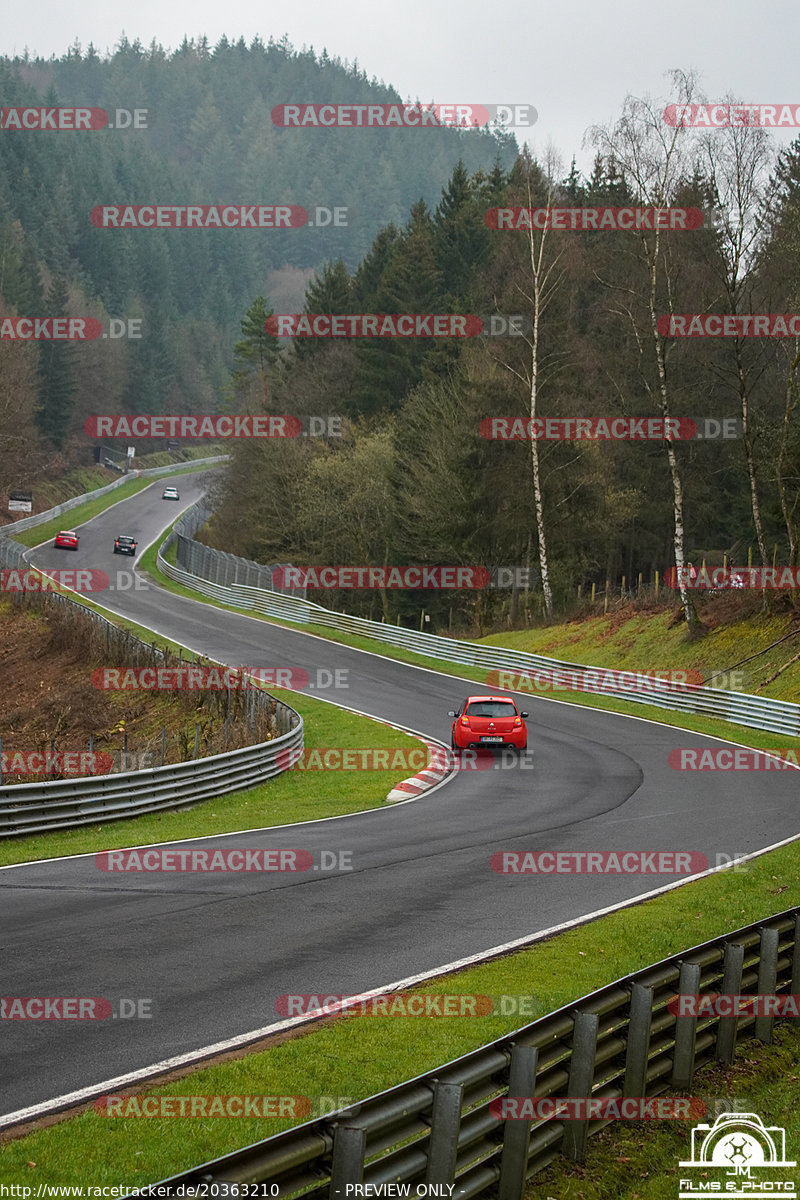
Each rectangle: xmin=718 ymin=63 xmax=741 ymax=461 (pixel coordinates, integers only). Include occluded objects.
xmin=466 ymin=701 xmax=517 ymax=718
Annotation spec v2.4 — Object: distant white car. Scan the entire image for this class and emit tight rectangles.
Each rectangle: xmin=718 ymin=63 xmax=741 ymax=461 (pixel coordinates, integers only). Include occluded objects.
xmin=162 ymin=487 xmax=180 ymax=501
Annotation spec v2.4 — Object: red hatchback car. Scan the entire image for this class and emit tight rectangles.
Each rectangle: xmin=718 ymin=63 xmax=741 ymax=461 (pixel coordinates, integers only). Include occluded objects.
xmin=54 ymin=530 xmax=79 ymax=550
xmin=449 ymin=695 xmax=528 ymax=752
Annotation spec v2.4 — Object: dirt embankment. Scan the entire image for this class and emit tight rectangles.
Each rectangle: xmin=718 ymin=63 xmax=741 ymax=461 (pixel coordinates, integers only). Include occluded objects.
xmin=0 ymin=596 xmax=265 ymax=781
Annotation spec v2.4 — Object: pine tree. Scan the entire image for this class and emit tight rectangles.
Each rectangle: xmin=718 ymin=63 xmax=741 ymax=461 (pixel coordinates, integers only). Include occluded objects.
xmin=35 ymin=276 xmax=75 ymax=448
xmin=434 ymin=160 xmax=490 ymax=307
xmin=294 ymin=259 xmax=353 ymax=362
xmin=233 ymin=296 xmax=281 ymax=406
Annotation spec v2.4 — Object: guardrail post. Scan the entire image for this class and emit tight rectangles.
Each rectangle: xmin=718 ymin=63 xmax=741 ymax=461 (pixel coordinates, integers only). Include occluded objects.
xmin=425 ymin=1080 xmax=463 ymax=1186
xmin=161 ymin=726 xmax=166 ymax=767
xmin=623 ymin=983 xmax=653 ymax=1097
xmin=672 ymin=961 xmax=701 ymax=1088
xmin=754 ymin=926 xmax=780 ymax=1043
xmin=562 ymin=1010 xmax=598 ymax=1162
xmin=498 ymin=1044 xmax=538 ymax=1200
xmin=792 ymin=916 xmax=800 ymax=1027
xmin=716 ymin=943 xmax=744 ymax=1063
xmin=329 ymin=1125 xmax=366 ymax=1198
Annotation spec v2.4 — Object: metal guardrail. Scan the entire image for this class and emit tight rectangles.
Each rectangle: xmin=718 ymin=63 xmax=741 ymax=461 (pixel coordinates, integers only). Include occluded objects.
xmin=158 ymin=502 xmax=800 ymax=739
xmin=133 ymin=906 xmax=800 ymax=1199
xmin=171 ymin=502 xmax=305 ymax=597
xmin=0 ymin=713 xmax=303 ymax=837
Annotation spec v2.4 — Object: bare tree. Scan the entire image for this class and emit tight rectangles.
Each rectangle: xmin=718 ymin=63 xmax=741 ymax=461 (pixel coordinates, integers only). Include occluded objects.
xmin=588 ymin=69 xmax=704 ymax=636
xmin=489 ymin=146 xmax=567 ymax=619
xmin=697 ymin=99 xmax=775 ymax=570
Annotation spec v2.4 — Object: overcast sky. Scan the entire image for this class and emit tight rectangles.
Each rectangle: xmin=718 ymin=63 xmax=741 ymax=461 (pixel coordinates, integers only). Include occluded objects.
xmin=4 ymin=0 xmax=799 ymax=172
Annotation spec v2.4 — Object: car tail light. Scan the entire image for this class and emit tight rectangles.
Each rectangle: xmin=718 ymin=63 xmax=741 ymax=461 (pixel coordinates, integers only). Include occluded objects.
xmin=460 ymin=716 xmax=470 ymax=726
xmin=514 ymin=716 xmax=522 ymax=726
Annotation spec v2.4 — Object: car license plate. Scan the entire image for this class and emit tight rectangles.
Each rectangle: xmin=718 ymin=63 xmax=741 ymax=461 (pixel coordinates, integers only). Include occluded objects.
xmin=480 ymin=736 xmax=503 ymax=743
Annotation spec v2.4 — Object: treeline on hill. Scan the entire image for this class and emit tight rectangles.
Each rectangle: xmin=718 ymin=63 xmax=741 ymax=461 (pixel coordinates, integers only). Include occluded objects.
xmin=208 ymin=88 xmax=800 ymax=634
xmin=0 ymin=35 xmax=516 ymax=497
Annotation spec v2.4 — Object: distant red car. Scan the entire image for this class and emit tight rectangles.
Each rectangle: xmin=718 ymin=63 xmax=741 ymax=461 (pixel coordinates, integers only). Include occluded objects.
xmin=448 ymin=695 xmax=528 ymax=752
xmin=54 ymin=530 xmax=79 ymax=550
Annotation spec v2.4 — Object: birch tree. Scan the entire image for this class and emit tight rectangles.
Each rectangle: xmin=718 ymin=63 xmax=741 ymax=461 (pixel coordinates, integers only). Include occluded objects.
xmin=488 ymin=147 xmax=566 ymax=619
xmin=697 ymin=99 xmax=775 ymax=569
xmin=588 ymin=70 xmax=703 ymax=635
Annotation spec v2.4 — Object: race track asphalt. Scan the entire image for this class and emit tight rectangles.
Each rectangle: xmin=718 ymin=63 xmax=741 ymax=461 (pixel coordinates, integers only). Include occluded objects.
xmin=2 ymin=475 xmax=796 ymax=1120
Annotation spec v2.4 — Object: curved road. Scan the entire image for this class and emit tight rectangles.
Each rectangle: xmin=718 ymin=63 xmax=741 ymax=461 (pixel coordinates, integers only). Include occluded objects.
xmin=2 ymin=474 xmax=797 ymax=1121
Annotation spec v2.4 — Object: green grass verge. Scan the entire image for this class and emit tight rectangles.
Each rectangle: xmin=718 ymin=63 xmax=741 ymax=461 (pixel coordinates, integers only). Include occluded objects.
xmin=1 ymin=848 xmax=797 ymax=1187
xmin=0 ymin=688 xmax=426 ymax=867
xmin=135 ymin=543 xmax=800 ymax=761
xmin=479 ymin=607 xmax=800 ymax=704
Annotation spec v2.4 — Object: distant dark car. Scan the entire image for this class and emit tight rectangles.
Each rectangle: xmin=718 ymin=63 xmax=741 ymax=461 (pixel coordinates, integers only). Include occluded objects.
xmin=113 ymin=535 xmax=137 ymax=556
xmin=162 ymin=486 xmax=180 ymax=500
xmin=448 ymin=695 xmax=528 ymax=752
xmin=54 ymin=530 xmax=79 ymax=550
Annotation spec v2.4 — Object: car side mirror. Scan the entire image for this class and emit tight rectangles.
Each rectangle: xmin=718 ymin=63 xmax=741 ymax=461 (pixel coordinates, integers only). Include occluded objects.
xmin=447 ymin=711 xmax=456 ymax=717
xmin=520 ymin=712 xmax=529 ymax=718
